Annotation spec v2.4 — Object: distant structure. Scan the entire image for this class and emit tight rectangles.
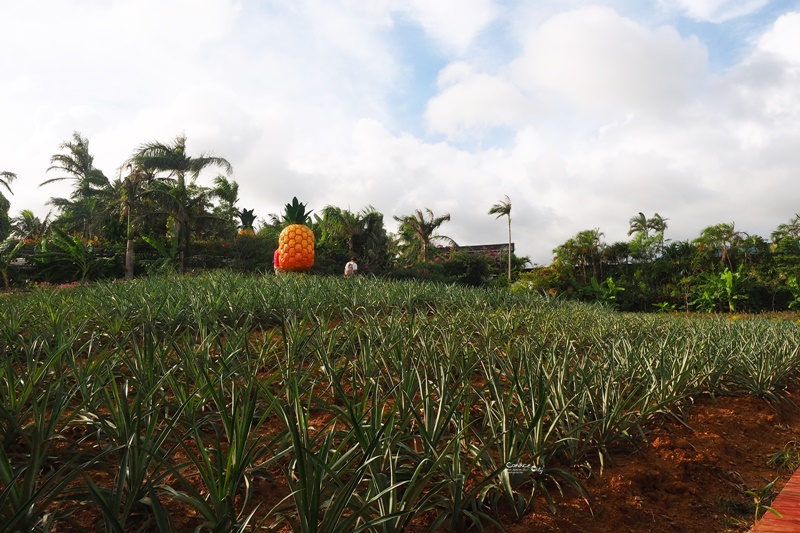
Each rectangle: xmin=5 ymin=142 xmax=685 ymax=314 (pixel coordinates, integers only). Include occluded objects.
xmin=456 ymin=243 xmax=514 ymax=254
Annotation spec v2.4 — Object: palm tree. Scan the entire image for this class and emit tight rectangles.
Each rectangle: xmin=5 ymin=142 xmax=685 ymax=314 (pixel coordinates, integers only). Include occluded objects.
xmin=771 ymin=213 xmax=800 ymax=271
xmin=11 ymin=209 xmax=50 ymax=240
xmin=207 ymin=175 xmax=240 ymax=239
xmin=695 ymin=222 xmax=748 ymax=270
xmin=603 ymin=241 xmax=631 ymax=266
xmin=43 ymin=132 xmax=109 ymax=193
xmin=359 ymin=210 xmax=391 ymax=273
xmin=554 ymin=228 xmax=604 ymax=283
xmin=772 ymin=214 xmax=800 ymax=244
xmin=647 ymin=213 xmax=669 ymax=257
xmin=131 ymin=135 xmax=233 ymax=272
xmin=40 ymin=132 xmax=110 ymax=239
xmin=627 ymin=212 xmax=650 ymax=261
xmin=318 ymin=206 xmax=390 ymax=273
xmin=0 ymin=239 xmax=26 ymax=290
xmin=108 ymin=163 xmax=157 ymax=279
xmin=647 ymin=212 xmax=668 ymax=234
xmin=628 ymin=212 xmax=669 ymax=261
xmin=321 ymin=205 xmax=386 ymax=253
xmin=321 ymin=206 xmax=361 ymax=253
xmin=0 ymin=171 xmax=15 ymax=195
xmin=627 ymin=212 xmax=649 ymax=238
xmin=393 ymin=208 xmax=455 ymax=263
xmin=0 ymin=171 xmax=15 ymax=241
xmin=488 ymin=195 xmax=512 ymax=280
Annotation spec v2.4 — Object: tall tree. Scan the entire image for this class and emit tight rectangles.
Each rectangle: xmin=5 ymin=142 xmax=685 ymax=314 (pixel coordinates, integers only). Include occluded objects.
xmin=488 ymin=195 xmax=512 ymax=280
xmin=771 ymin=214 xmax=800 ymax=275
xmin=11 ymin=209 xmax=50 ymax=240
xmin=695 ymin=222 xmax=748 ymax=271
xmin=321 ymin=205 xmax=386 ymax=254
xmin=772 ymin=214 xmax=800 ymax=246
xmin=0 ymin=171 xmax=15 ymax=195
xmin=320 ymin=205 xmax=361 ymax=254
xmin=207 ymin=175 xmax=240 ymax=239
xmin=317 ymin=205 xmax=390 ymax=273
xmin=108 ymin=163 xmax=157 ymax=279
xmin=41 ymin=132 xmax=110 ymax=239
xmin=627 ymin=212 xmax=649 ymax=239
xmin=553 ymin=228 xmax=605 ymax=283
xmin=131 ymin=135 xmax=233 ymax=271
xmin=647 ymin=213 xmax=669 ymax=257
xmin=628 ymin=212 xmax=669 ymax=261
xmin=0 ymin=171 xmax=15 ymax=241
xmin=627 ymin=212 xmax=651 ymax=261
xmin=357 ymin=209 xmax=392 ymax=273
xmin=393 ymin=208 xmax=455 ymax=263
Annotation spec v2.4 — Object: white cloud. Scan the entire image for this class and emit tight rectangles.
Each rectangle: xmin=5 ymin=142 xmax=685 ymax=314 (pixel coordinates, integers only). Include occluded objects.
xmin=667 ymin=0 xmax=769 ymax=22
xmin=3 ymin=1 xmax=800 ymax=267
xmin=757 ymin=11 xmax=800 ymax=65
xmin=411 ymin=5 xmax=800 ymax=260
xmin=397 ymin=0 xmax=501 ymax=54
xmin=424 ymin=62 xmax=536 ymax=138
xmin=511 ymin=6 xmax=708 ymax=117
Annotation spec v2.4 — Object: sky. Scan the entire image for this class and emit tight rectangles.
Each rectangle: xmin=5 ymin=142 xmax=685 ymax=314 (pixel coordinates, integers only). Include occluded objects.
xmin=2 ymin=0 xmax=800 ymax=265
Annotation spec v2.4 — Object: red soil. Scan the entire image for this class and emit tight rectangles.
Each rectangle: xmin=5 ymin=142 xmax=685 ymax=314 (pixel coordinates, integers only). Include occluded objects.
xmin=501 ymin=388 xmax=800 ymax=533
xmin=54 ymin=387 xmax=800 ymax=532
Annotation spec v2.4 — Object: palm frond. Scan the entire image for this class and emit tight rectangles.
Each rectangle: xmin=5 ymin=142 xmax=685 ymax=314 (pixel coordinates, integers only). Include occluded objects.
xmin=0 ymin=171 xmax=16 ymax=194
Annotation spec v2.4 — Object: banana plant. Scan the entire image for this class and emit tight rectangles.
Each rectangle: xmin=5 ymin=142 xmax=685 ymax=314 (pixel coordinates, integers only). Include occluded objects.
xmin=691 ymin=267 xmax=748 ymax=312
xmin=584 ymin=276 xmax=625 ymax=308
xmin=141 ymin=234 xmax=178 ymax=273
xmin=0 ymin=238 xmax=26 ymax=290
xmin=37 ymin=226 xmax=92 ymax=281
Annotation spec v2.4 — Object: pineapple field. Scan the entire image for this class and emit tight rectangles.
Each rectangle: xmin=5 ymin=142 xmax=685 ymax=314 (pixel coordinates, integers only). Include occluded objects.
xmin=2 ymin=271 xmax=800 ymax=532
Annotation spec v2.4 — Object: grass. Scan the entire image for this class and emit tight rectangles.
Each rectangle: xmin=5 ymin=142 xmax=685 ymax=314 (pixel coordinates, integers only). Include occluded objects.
xmin=1 ymin=271 xmax=800 ymax=531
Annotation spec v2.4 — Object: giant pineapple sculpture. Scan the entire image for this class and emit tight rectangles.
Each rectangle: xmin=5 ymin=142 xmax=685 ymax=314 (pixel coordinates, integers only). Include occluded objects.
xmin=237 ymin=208 xmax=256 ymax=236
xmin=278 ymin=197 xmax=315 ymax=271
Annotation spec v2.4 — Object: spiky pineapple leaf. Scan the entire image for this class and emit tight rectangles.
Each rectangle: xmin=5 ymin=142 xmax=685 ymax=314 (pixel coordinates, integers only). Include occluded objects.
xmin=282 ymin=197 xmax=312 ymax=225
xmin=238 ymin=208 xmax=256 ymax=229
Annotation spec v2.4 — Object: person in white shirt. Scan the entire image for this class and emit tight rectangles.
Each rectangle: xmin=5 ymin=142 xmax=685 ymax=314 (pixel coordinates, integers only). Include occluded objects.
xmin=344 ymin=257 xmax=357 ymax=277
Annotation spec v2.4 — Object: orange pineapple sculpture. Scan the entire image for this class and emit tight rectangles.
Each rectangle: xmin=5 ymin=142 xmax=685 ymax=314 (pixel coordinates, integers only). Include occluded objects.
xmin=278 ymin=197 xmax=315 ymax=271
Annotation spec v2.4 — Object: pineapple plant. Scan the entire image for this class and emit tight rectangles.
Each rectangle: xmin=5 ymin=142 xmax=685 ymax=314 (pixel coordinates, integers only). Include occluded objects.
xmin=237 ymin=208 xmax=256 ymax=236
xmin=278 ymin=197 xmax=314 ymax=271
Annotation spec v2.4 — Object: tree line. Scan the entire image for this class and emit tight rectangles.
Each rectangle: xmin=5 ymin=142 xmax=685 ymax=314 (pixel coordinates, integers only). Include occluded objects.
xmin=8 ymin=132 xmax=796 ymax=313
xmin=0 ymin=132 xmax=518 ymax=289
xmin=526 ymin=212 xmax=800 ymax=313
